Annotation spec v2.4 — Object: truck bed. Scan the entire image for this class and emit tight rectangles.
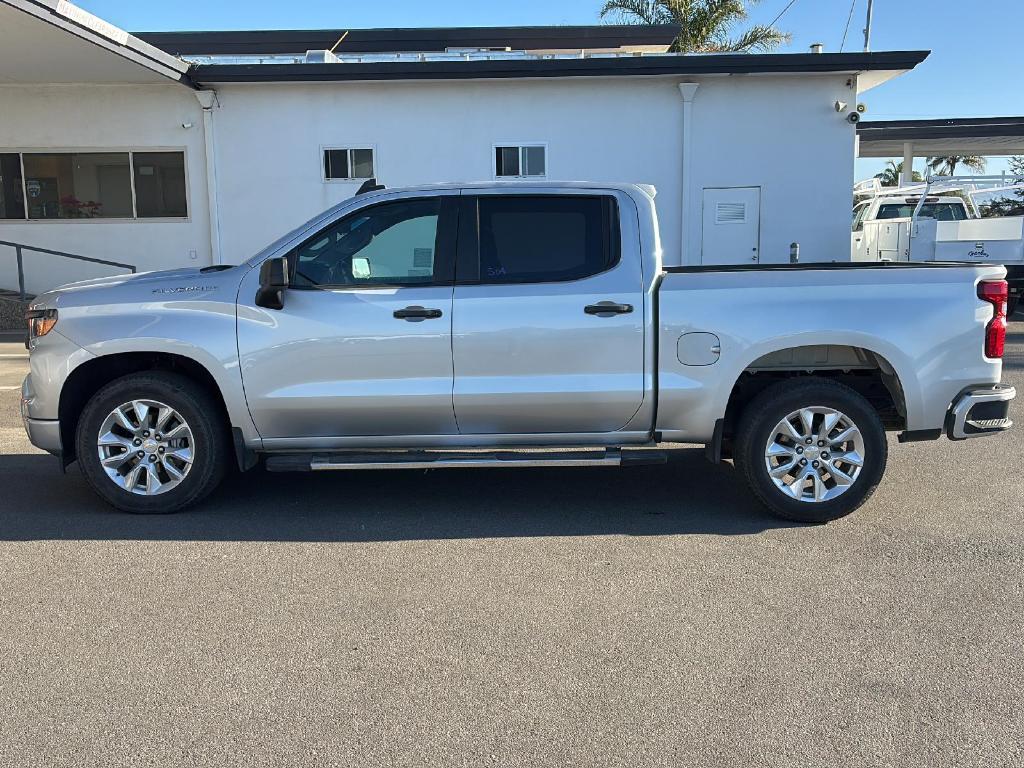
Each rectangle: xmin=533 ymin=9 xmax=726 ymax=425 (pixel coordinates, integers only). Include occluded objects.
xmin=663 ymin=260 xmax=992 ymax=273
xmin=654 ymin=260 xmax=1006 ymax=442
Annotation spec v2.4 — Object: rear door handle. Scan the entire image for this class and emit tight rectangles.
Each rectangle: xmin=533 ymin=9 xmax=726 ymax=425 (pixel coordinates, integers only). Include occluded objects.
xmin=393 ymin=305 xmax=443 ymax=321
xmin=584 ymin=301 xmax=634 ymax=317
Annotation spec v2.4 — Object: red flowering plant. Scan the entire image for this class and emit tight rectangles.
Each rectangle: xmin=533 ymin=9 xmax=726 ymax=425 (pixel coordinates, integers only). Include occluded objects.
xmin=59 ymin=196 xmax=102 ymax=218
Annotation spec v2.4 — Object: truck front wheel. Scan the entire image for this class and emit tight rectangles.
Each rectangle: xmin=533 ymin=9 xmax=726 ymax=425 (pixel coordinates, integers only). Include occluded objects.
xmin=76 ymin=372 xmax=229 ymax=514
xmin=734 ymin=378 xmax=888 ymax=524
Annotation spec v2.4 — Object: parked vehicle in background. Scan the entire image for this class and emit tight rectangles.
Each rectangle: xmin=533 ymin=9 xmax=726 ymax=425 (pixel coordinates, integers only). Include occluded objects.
xmin=21 ymin=181 xmax=1015 ymax=523
xmin=852 ymin=176 xmax=1024 ymax=315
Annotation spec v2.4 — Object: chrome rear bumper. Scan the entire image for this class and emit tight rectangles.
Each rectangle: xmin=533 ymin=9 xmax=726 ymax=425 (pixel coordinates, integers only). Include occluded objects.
xmin=948 ymin=385 xmax=1015 ymax=440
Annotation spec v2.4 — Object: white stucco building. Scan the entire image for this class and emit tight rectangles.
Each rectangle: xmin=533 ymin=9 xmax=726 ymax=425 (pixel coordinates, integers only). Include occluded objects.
xmin=0 ymin=0 xmax=928 ymax=296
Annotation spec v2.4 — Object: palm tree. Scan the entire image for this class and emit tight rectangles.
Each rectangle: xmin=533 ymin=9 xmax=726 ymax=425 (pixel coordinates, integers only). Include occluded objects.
xmin=925 ymin=155 xmax=987 ymax=176
xmin=978 ymin=155 xmax=1024 ymax=217
xmin=874 ymin=160 xmax=922 ymax=187
xmin=599 ymin=0 xmax=790 ymax=53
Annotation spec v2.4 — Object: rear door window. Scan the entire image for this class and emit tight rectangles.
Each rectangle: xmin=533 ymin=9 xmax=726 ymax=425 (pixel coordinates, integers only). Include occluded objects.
xmin=876 ymin=202 xmax=968 ymax=221
xmin=465 ymin=195 xmax=619 ymax=284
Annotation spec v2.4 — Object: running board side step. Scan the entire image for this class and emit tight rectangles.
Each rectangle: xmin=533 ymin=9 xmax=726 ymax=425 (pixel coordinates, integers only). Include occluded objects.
xmin=264 ymin=448 xmax=667 ymax=473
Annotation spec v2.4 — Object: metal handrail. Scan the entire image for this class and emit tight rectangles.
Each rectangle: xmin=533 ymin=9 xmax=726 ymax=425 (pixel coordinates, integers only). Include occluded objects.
xmin=0 ymin=240 xmax=137 ymax=300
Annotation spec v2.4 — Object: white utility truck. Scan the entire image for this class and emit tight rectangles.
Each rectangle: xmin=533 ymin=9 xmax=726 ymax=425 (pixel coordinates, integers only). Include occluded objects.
xmin=852 ymin=177 xmax=1024 ymax=314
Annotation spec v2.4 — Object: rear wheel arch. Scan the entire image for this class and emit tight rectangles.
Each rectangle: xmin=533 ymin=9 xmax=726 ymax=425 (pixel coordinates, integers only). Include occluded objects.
xmin=59 ymin=352 xmax=235 ymax=468
xmin=718 ymin=344 xmax=909 ymax=457
xmin=733 ymin=376 xmax=888 ymax=523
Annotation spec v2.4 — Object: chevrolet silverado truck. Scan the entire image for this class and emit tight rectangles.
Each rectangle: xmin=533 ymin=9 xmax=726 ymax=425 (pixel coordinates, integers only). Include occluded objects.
xmin=21 ymin=182 xmax=1016 ymax=523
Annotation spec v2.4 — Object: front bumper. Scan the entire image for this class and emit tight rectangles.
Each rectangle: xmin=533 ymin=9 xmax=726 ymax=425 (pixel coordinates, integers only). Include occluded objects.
xmin=947 ymin=385 xmax=1016 ymax=440
xmin=21 ymin=376 xmax=62 ymax=454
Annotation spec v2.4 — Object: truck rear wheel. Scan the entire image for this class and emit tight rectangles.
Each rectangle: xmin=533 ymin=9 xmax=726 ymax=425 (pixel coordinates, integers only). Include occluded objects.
xmin=734 ymin=378 xmax=887 ymax=524
xmin=76 ymin=372 xmax=228 ymax=514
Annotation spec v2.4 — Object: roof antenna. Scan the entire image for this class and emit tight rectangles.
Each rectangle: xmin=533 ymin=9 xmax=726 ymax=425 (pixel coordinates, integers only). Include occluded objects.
xmin=329 ymin=30 xmax=350 ymax=54
xmin=356 ymin=178 xmax=385 ymax=195
xmin=863 ymin=0 xmax=874 ymax=52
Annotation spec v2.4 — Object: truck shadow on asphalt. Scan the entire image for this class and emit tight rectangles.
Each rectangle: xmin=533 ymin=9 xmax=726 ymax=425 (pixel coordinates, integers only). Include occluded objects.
xmin=0 ymin=448 xmax=798 ymax=541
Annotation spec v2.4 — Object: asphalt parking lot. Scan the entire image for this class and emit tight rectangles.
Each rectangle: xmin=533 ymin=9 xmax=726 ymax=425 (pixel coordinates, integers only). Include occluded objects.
xmin=1 ymin=323 xmax=1022 ymax=767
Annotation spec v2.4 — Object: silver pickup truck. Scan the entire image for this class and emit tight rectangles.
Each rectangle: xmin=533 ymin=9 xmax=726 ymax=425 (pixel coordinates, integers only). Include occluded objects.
xmin=21 ymin=182 xmax=1015 ymax=523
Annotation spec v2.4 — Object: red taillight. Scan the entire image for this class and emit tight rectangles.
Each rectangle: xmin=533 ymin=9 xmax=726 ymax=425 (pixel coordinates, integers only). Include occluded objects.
xmin=978 ymin=280 xmax=1008 ymax=359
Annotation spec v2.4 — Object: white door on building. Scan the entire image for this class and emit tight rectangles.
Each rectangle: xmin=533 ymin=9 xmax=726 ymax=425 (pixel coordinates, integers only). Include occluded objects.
xmin=701 ymin=187 xmax=761 ymax=265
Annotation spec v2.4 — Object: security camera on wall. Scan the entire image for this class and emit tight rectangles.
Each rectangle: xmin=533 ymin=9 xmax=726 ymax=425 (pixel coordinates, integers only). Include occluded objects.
xmin=847 ymin=112 xmax=861 ymax=124
xmin=856 ymin=103 xmax=867 ymax=113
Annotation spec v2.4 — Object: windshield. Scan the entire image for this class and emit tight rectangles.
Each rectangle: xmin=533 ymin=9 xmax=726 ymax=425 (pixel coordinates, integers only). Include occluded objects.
xmin=242 ymin=200 xmax=355 ymax=266
xmin=851 ymin=203 xmax=869 ymax=231
xmin=876 ymin=202 xmax=968 ymax=221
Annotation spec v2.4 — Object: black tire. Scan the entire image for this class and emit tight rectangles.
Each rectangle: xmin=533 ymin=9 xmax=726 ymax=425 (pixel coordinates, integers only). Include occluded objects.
xmin=733 ymin=377 xmax=887 ymax=524
xmin=76 ymin=372 xmax=229 ymax=514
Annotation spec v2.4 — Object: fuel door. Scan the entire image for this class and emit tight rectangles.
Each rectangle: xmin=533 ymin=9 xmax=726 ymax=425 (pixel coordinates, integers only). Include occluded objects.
xmin=678 ymin=332 xmax=721 ymax=366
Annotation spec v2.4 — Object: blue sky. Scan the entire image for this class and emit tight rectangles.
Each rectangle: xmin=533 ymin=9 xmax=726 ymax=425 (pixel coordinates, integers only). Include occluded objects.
xmin=77 ymin=0 xmax=1024 ymax=179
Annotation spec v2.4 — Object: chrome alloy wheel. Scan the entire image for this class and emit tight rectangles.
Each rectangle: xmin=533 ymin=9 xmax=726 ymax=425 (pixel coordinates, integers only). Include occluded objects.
xmin=96 ymin=400 xmax=195 ymax=496
xmin=763 ymin=406 xmax=865 ymax=504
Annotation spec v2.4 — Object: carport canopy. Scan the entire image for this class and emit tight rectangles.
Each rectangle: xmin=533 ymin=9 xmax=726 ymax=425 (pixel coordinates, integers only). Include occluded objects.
xmin=0 ymin=0 xmax=191 ymax=85
xmin=857 ymin=116 xmax=1024 ymax=183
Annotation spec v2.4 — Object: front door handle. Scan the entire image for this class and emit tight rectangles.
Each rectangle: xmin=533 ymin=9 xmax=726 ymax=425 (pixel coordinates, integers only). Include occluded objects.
xmin=394 ymin=305 xmax=443 ymax=321
xmin=584 ymin=301 xmax=634 ymax=317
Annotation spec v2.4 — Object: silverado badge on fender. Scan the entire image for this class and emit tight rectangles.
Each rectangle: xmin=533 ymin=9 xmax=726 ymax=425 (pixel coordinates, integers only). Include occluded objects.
xmin=151 ymin=285 xmax=218 ymax=294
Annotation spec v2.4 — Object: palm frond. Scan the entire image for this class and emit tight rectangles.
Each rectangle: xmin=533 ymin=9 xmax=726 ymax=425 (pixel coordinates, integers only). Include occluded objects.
xmin=602 ymin=0 xmax=789 ymax=54
xmin=599 ymin=0 xmax=670 ymax=24
xmin=961 ymin=156 xmax=987 ymax=172
xmin=874 ymin=159 xmax=921 ymax=186
xmin=716 ymin=25 xmax=791 ymax=52
xmin=926 ymin=155 xmax=988 ymax=175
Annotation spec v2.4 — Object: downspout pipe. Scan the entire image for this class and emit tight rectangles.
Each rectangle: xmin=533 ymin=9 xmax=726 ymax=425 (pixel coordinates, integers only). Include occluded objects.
xmin=678 ymin=82 xmax=700 ymax=266
xmin=195 ymin=89 xmax=223 ymax=265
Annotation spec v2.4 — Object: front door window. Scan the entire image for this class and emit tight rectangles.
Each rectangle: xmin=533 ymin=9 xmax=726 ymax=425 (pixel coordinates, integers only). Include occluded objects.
xmin=291 ymin=198 xmax=442 ymax=288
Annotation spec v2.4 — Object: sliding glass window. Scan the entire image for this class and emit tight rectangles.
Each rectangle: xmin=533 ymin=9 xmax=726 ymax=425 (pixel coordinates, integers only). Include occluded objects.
xmin=0 ymin=154 xmax=26 ymax=220
xmin=133 ymin=152 xmax=188 ymax=218
xmin=0 ymin=151 xmax=187 ymax=220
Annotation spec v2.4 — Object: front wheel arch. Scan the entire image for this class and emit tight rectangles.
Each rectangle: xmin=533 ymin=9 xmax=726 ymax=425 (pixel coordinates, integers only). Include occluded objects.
xmin=75 ymin=370 xmax=230 ymax=513
xmin=59 ymin=352 xmax=234 ymax=469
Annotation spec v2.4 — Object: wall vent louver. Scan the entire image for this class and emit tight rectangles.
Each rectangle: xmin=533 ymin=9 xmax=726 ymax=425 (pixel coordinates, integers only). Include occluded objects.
xmin=715 ymin=202 xmax=746 ymax=224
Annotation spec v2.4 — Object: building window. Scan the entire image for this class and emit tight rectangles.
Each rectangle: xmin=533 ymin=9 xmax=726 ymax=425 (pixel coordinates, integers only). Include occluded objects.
xmin=323 ymin=148 xmax=375 ymax=181
xmin=23 ymin=153 xmax=133 ymax=219
xmin=0 ymin=154 xmax=26 ymax=220
xmin=133 ymin=152 xmax=188 ymax=218
xmin=494 ymin=144 xmax=546 ymax=179
xmin=0 ymin=150 xmax=187 ymax=220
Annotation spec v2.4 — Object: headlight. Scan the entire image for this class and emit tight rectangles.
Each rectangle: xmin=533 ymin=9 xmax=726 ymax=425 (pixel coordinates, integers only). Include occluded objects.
xmin=26 ymin=308 xmax=58 ymax=339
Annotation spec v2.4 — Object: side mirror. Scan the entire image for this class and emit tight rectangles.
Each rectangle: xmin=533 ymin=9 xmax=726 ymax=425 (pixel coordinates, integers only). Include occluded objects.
xmin=255 ymin=257 xmax=289 ymax=310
